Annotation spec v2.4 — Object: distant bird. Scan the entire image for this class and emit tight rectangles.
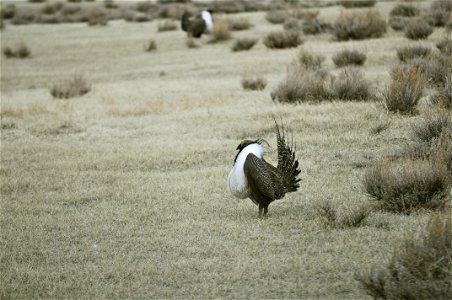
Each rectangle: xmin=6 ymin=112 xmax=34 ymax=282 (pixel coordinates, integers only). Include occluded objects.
xmin=228 ymin=120 xmax=301 ymax=218
xmin=181 ymin=10 xmax=213 ymax=38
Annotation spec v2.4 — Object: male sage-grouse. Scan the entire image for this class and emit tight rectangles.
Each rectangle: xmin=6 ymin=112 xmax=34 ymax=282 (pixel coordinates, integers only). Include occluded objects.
xmin=181 ymin=10 xmax=213 ymax=38
xmin=228 ymin=120 xmax=301 ymax=218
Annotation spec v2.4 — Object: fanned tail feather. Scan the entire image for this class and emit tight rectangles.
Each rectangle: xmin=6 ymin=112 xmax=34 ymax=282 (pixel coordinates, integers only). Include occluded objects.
xmin=273 ymin=117 xmax=301 ymax=193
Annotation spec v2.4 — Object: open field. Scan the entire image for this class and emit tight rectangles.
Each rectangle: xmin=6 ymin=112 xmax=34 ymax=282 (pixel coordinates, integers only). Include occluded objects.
xmin=1 ymin=0 xmax=451 ymax=298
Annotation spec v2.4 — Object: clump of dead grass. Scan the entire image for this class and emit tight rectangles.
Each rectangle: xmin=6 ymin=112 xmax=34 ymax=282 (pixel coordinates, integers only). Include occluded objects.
xmin=332 ymin=67 xmax=372 ymax=101
xmin=436 ymin=38 xmax=452 ymax=56
xmin=263 ymin=30 xmax=303 ymax=49
xmin=430 ymin=75 xmax=452 ymax=109
xmin=87 ymin=8 xmax=108 ymax=26
xmin=356 ymin=210 xmax=452 ymax=299
xmin=332 ymin=49 xmax=366 ymax=67
xmin=390 ymin=4 xmax=419 ymax=17
xmin=410 ymin=53 xmax=452 ymax=87
xmin=226 ymin=17 xmax=252 ymax=31
xmin=297 ymin=50 xmax=325 ymax=70
xmin=265 ymin=9 xmax=290 ymax=24
xmin=389 ymin=16 xmax=408 ymax=31
xmin=157 ymin=19 xmax=177 ymax=32
xmin=383 ymin=66 xmax=426 ymax=115
xmin=50 ymin=74 xmax=91 ymax=99
xmin=231 ymin=38 xmax=257 ymax=52
xmin=144 ymin=39 xmax=157 ymax=52
xmin=405 ymin=19 xmax=433 ymax=40
xmin=333 ymin=9 xmax=386 ymax=41
xmin=241 ymin=75 xmax=267 ymax=91
xmin=316 ymin=200 xmax=370 ymax=228
xmin=397 ymin=45 xmax=431 ymax=62
xmin=339 ymin=0 xmax=376 ymax=8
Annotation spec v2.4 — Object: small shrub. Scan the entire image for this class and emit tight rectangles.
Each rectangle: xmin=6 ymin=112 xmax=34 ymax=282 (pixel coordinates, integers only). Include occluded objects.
xmin=263 ymin=30 xmax=303 ymax=49
xmin=389 ymin=16 xmax=408 ymax=31
xmin=316 ymin=200 xmax=370 ymax=228
xmin=231 ymin=38 xmax=257 ymax=52
xmin=226 ymin=17 xmax=252 ymax=31
xmin=1 ymin=4 xmax=16 ymax=19
xmin=412 ymin=112 xmax=452 ymax=147
xmin=144 ymin=39 xmax=157 ymax=52
xmin=370 ymin=121 xmax=390 ymax=135
xmin=363 ymin=158 xmax=450 ymax=213
xmin=431 ymin=75 xmax=452 ymax=109
xmin=436 ymin=38 xmax=452 ymax=56
xmin=331 ymin=67 xmax=371 ymax=101
xmin=302 ymin=19 xmax=332 ymax=35
xmin=390 ymin=4 xmax=419 ymax=17
xmin=87 ymin=8 xmax=108 ymax=26
xmin=333 ymin=9 xmax=386 ymax=41
xmin=271 ymin=68 xmax=330 ymax=103
xmin=283 ymin=18 xmax=301 ymax=31
xmin=41 ymin=4 xmax=57 ymax=14
xmin=405 ymin=19 xmax=433 ymax=40
xmin=2 ymin=42 xmax=31 ymax=59
xmin=339 ymin=0 xmax=376 ymax=8
xmin=50 ymin=74 xmax=91 ymax=99
xmin=28 ymin=0 xmax=46 ymax=3
xmin=396 ymin=45 xmax=430 ymax=62
xmin=265 ymin=10 xmax=290 ymax=24
xmin=356 ymin=211 xmax=452 ymax=299
xmin=298 ymin=50 xmax=325 ymax=70
xmin=210 ymin=18 xmax=231 ymax=43
xmin=241 ymin=75 xmax=267 ymax=91
xmin=383 ymin=66 xmax=426 ymax=114
xmin=157 ymin=19 xmax=177 ymax=32
xmin=410 ymin=54 xmax=452 ymax=87
xmin=104 ymin=0 xmax=118 ymax=9
xmin=430 ymin=0 xmax=452 ymax=12
xmin=332 ymin=49 xmax=366 ymax=67
xmin=424 ymin=8 xmax=450 ymax=27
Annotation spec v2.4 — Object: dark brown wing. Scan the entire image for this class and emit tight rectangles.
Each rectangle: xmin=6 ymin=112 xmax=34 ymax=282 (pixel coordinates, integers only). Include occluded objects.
xmin=244 ymin=153 xmax=286 ymax=202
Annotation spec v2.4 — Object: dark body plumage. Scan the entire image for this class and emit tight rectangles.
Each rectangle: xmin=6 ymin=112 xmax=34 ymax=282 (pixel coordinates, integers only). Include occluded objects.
xmin=229 ymin=121 xmax=301 ymax=217
xmin=181 ymin=11 xmax=207 ymax=38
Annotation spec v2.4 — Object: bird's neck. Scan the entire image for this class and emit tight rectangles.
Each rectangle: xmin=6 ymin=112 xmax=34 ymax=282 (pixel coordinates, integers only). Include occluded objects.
xmin=234 ymin=143 xmax=264 ymax=166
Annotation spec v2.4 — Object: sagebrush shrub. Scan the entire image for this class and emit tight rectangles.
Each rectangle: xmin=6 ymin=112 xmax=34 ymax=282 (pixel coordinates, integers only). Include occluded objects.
xmin=2 ymin=42 xmax=31 ymax=58
xmin=144 ymin=39 xmax=157 ymax=52
xmin=363 ymin=158 xmax=450 ymax=213
xmin=331 ymin=67 xmax=371 ymax=101
xmin=241 ymin=75 xmax=267 ymax=91
xmin=383 ymin=66 xmax=425 ymax=114
xmin=390 ymin=4 xmax=419 ymax=17
xmin=263 ymin=30 xmax=303 ymax=49
xmin=411 ymin=112 xmax=452 ymax=147
xmin=157 ymin=20 xmax=177 ymax=32
xmin=297 ymin=50 xmax=325 ymax=70
xmin=339 ymin=0 xmax=376 ymax=8
xmin=265 ymin=10 xmax=290 ymax=24
xmin=231 ymin=38 xmax=257 ymax=52
xmin=332 ymin=49 xmax=366 ymax=67
xmin=302 ymin=19 xmax=332 ymax=35
xmin=356 ymin=211 xmax=452 ymax=299
xmin=397 ymin=45 xmax=430 ymax=62
xmin=431 ymin=75 xmax=452 ymax=109
xmin=87 ymin=8 xmax=108 ymax=26
xmin=333 ymin=9 xmax=386 ymax=41
xmin=316 ymin=200 xmax=370 ymax=228
xmin=436 ymin=38 xmax=452 ymax=56
xmin=410 ymin=53 xmax=452 ymax=86
xmin=50 ymin=74 xmax=91 ymax=99
xmin=389 ymin=16 xmax=407 ymax=31
xmin=405 ymin=19 xmax=433 ymax=40
xmin=283 ymin=18 xmax=301 ymax=31
xmin=226 ymin=17 xmax=252 ymax=31
xmin=424 ymin=8 xmax=450 ymax=27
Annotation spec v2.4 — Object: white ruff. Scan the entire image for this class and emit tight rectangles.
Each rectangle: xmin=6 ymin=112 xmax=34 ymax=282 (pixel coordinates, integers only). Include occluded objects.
xmin=201 ymin=10 xmax=213 ymax=32
xmin=228 ymin=143 xmax=264 ymax=199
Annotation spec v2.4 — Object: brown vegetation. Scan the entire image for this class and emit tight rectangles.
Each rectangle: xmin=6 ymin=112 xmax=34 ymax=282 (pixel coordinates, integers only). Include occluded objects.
xmin=50 ymin=74 xmax=92 ymax=99
xmin=263 ymin=30 xmax=302 ymax=49
xmin=332 ymin=49 xmax=366 ymax=67
xmin=404 ymin=19 xmax=433 ymax=40
xmin=333 ymin=9 xmax=386 ymax=41
xmin=231 ymin=38 xmax=257 ymax=52
xmin=397 ymin=45 xmax=430 ymax=62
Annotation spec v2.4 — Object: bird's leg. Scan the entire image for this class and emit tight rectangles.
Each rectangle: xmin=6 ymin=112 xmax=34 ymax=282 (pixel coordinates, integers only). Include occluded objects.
xmin=263 ymin=206 xmax=268 ymax=217
xmin=258 ymin=205 xmax=263 ymax=218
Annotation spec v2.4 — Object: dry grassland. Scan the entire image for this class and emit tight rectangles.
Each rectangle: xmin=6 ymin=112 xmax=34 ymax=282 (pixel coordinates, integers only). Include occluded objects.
xmin=1 ymin=1 xmax=450 ymax=299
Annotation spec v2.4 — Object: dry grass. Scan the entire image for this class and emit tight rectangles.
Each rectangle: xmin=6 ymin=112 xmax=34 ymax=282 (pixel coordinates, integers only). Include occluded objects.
xmin=431 ymin=75 xmax=452 ymax=109
xmin=383 ymin=66 xmax=426 ymax=115
xmin=3 ymin=42 xmax=31 ymax=59
xmin=410 ymin=53 xmax=452 ymax=87
xmin=436 ymin=38 xmax=452 ymax=56
xmin=265 ymin=9 xmax=290 ymax=24
xmin=210 ymin=17 xmax=231 ymax=43
xmin=2 ymin=2 xmax=450 ymax=298
xmin=297 ymin=50 xmax=325 ymax=70
xmin=144 ymin=39 xmax=157 ymax=52
xmin=316 ymin=200 xmax=370 ymax=228
xmin=356 ymin=210 xmax=452 ymax=299
xmin=157 ymin=19 xmax=177 ymax=32
xmin=332 ymin=67 xmax=372 ymax=101
xmin=390 ymin=4 xmax=419 ymax=17
xmin=226 ymin=16 xmax=252 ymax=31
xmin=339 ymin=0 xmax=376 ymax=8
xmin=241 ymin=75 xmax=267 ymax=91
xmin=333 ymin=9 xmax=386 ymax=41
xmin=389 ymin=16 xmax=408 ymax=31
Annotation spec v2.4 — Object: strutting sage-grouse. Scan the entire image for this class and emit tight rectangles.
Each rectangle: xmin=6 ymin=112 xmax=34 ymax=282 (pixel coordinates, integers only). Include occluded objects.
xmin=228 ymin=120 xmax=301 ymax=218
xmin=181 ymin=10 xmax=213 ymax=38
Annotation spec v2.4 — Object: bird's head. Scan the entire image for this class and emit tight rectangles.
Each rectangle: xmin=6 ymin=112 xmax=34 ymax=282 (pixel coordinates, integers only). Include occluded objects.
xmin=233 ymin=139 xmax=269 ymax=165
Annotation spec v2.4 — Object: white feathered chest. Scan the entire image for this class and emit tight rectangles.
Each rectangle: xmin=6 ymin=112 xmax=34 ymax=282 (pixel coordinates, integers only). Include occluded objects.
xmin=227 ymin=143 xmax=264 ymax=199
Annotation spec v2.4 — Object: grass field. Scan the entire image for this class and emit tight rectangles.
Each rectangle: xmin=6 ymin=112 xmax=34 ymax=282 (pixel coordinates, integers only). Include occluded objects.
xmin=1 ymin=0 xmax=451 ymax=298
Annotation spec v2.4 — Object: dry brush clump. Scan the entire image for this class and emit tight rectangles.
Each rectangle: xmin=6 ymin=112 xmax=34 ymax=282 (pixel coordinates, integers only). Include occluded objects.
xmin=297 ymin=50 xmax=325 ymax=70
xmin=316 ymin=200 xmax=370 ymax=228
xmin=144 ymin=39 xmax=157 ymax=52
xmin=431 ymin=75 xmax=452 ymax=109
xmin=383 ymin=66 xmax=426 ymax=115
xmin=436 ymin=38 xmax=452 ymax=56
xmin=339 ymin=0 xmax=376 ymax=8
xmin=263 ymin=30 xmax=303 ymax=49
xmin=241 ymin=75 xmax=267 ymax=91
xmin=389 ymin=16 xmax=408 ymax=31
xmin=355 ymin=210 xmax=452 ymax=299
xmin=87 ymin=8 xmax=108 ymax=26
xmin=157 ymin=19 xmax=177 ymax=32
xmin=265 ymin=9 xmax=290 ymax=24
xmin=405 ymin=18 xmax=434 ymax=40
xmin=226 ymin=16 xmax=252 ymax=31
xmin=332 ymin=49 xmax=366 ymax=67
xmin=231 ymin=38 xmax=257 ymax=52
xmin=424 ymin=0 xmax=452 ymax=27
xmin=390 ymin=4 xmax=419 ymax=17
xmin=3 ymin=42 xmax=31 ymax=58
xmin=50 ymin=74 xmax=91 ymax=99
xmin=397 ymin=45 xmax=431 ymax=62
xmin=332 ymin=67 xmax=372 ymax=101
xmin=333 ymin=9 xmax=386 ymax=41
xmin=410 ymin=53 xmax=452 ymax=87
